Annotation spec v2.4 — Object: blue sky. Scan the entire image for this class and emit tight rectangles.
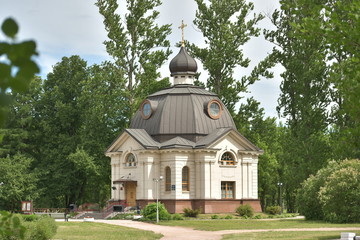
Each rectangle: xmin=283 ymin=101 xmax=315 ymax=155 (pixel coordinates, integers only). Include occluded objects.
xmin=1 ymin=0 xmax=282 ymax=119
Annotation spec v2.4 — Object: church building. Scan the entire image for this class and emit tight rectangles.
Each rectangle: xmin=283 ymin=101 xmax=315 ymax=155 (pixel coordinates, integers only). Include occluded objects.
xmin=105 ymin=35 xmax=263 ymax=213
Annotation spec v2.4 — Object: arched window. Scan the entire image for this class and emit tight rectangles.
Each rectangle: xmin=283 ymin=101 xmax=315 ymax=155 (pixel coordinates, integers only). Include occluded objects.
xmin=125 ymin=153 xmax=136 ymax=167
xmin=182 ymin=166 xmax=189 ymax=191
xmin=220 ymin=152 xmax=235 ymax=166
xmin=165 ymin=167 xmax=171 ymax=192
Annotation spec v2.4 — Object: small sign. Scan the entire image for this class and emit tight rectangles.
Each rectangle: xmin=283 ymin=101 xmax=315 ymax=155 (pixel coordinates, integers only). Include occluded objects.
xmin=21 ymin=201 xmax=32 ymax=213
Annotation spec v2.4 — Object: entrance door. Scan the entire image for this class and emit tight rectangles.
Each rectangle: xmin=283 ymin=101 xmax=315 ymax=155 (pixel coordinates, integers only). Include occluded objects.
xmin=126 ymin=182 xmax=136 ymax=206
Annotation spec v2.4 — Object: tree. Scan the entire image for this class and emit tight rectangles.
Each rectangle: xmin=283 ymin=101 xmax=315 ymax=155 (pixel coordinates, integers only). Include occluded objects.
xmin=264 ymin=1 xmax=332 ymax=212
xmin=0 ymin=154 xmax=39 ymax=211
xmin=0 ymin=76 xmax=42 ymax=158
xmin=235 ymin=98 xmax=280 ymax=211
xmin=188 ymin=0 xmax=274 ymax=115
xmin=310 ymin=0 xmax=360 ymax=159
xmin=0 ymin=18 xmax=39 ymax=127
xmin=96 ymin=0 xmax=172 ymax=121
xmin=36 ymin=56 xmax=88 ymax=208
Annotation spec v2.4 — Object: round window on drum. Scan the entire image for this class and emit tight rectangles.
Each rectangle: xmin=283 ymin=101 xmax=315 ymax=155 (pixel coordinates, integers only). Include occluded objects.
xmin=207 ymin=99 xmax=222 ymax=119
xmin=140 ymin=100 xmax=152 ymax=119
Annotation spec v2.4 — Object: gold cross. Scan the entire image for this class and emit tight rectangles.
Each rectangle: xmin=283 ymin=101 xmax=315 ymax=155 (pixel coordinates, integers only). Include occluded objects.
xmin=178 ymin=20 xmax=187 ymax=47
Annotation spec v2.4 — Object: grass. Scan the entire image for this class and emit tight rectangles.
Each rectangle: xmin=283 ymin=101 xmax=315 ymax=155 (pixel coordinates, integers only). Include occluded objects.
xmin=222 ymin=231 xmax=340 ymax=240
xmin=53 ymin=222 xmax=162 ymax=240
xmin=159 ymin=219 xmax=360 ymax=231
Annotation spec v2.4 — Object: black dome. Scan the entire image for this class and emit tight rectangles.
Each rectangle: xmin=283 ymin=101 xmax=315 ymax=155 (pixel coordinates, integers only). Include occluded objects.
xmin=130 ymin=85 xmax=236 ymax=143
xmin=169 ymin=47 xmax=197 ymax=76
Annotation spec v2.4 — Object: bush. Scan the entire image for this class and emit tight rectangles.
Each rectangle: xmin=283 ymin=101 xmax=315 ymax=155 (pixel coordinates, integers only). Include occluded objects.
xmin=141 ymin=203 xmax=170 ymax=221
xmin=21 ymin=214 xmax=39 ymax=222
xmin=319 ymin=163 xmax=360 ymax=223
xmin=252 ymin=214 xmax=262 ymax=219
xmin=183 ymin=207 xmax=202 ymax=218
xmin=211 ymin=215 xmax=219 ymax=219
xmin=224 ymin=215 xmax=233 ymax=219
xmin=297 ymin=159 xmax=360 ymax=223
xmin=171 ymin=214 xmax=184 ymax=220
xmin=265 ymin=206 xmax=281 ymax=215
xmin=0 ymin=211 xmax=26 ymax=240
xmin=24 ymin=215 xmax=57 ymax=240
xmin=236 ymin=204 xmax=254 ymax=218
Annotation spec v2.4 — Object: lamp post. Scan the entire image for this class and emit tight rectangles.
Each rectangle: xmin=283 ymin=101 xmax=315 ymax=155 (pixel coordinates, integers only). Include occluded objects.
xmin=277 ymin=182 xmax=283 ymax=214
xmin=153 ymin=176 xmax=163 ymax=223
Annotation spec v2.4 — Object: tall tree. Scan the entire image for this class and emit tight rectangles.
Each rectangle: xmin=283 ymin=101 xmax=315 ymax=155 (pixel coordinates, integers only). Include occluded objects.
xmin=96 ymin=0 xmax=172 ymax=121
xmin=294 ymin=0 xmax=360 ymax=159
xmin=235 ymin=98 xmax=281 ymax=211
xmin=188 ymin=0 xmax=274 ymax=115
xmin=0 ymin=76 xmax=42 ymax=158
xmin=36 ymin=56 xmax=88 ymax=208
xmin=264 ymin=2 xmax=332 ymax=211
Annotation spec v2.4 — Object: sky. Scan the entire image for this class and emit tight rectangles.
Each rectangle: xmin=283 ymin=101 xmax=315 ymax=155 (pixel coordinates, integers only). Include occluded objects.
xmin=1 ymin=0 xmax=283 ymax=119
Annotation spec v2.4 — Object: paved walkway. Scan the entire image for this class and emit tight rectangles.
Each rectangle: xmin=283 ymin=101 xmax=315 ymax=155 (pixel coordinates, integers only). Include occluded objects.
xmin=94 ymin=220 xmax=360 ymax=240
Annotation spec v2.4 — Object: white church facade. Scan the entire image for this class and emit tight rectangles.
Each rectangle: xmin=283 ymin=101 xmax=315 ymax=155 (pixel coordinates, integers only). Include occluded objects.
xmin=105 ymin=44 xmax=262 ymax=213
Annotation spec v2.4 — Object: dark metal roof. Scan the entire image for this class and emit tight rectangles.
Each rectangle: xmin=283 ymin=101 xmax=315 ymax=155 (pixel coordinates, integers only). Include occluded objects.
xmin=130 ymin=85 xmax=236 ymax=143
xmin=169 ymin=47 xmax=197 ymax=76
xmin=160 ymin=136 xmax=195 ymax=149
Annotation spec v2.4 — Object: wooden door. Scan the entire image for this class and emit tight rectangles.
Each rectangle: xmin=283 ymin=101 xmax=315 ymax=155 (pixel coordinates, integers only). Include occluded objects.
xmin=126 ymin=182 xmax=136 ymax=206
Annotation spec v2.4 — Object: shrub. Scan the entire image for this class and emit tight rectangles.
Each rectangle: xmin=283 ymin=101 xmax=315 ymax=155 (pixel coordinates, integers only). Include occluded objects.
xmin=141 ymin=203 xmax=170 ymax=221
xmin=211 ymin=215 xmax=219 ymax=219
xmin=183 ymin=207 xmax=202 ymax=218
xmin=0 ymin=211 xmax=26 ymax=240
xmin=224 ymin=215 xmax=233 ymax=219
xmin=171 ymin=214 xmax=184 ymax=220
xmin=21 ymin=214 xmax=39 ymax=222
xmin=319 ymin=162 xmax=360 ymax=223
xmin=265 ymin=206 xmax=281 ymax=215
xmin=24 ymin=215 xmax=57 ymax=240
xmin=252 ymin=214 xmax=262 ymax=219
xmin=236 ymin=204 xmax=254 ymax=218
xmin=297 ymin=159 xmax=360 ymax=223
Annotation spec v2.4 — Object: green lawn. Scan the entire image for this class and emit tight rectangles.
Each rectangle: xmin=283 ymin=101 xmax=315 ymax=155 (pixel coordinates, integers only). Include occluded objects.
xmin=222 ymin=231 xmax=340 ymax=240
xmin=54 ymin=222 xmax=162 ymax=240
xmin=159 ymin=219 xmax=360 ymax=231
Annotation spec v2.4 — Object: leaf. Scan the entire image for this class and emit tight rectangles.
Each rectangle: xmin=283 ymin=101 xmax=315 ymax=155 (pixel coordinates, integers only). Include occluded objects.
xmin=1 ymin=18 xmax=18 ymax=38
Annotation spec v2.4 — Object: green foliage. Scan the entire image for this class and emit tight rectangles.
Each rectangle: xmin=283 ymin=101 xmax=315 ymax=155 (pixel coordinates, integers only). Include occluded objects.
xmin=211 ymin=215 xmax=219 ymax=219
xmin=20 ymin=215 xmax=39 ymax=222
xmin=265 ymin=206 xmax=281 ymax=215
xmin=0 ymin=18 xmax=39 ymax=127
xmin=0 ymin=211 xmax=26 ymax=240
xmin=235 ymin=98 xmax=281 ymax=211
xmin=236 ymin=204 xmax=254 ymax=218
xmin=182 ymin=208 xmax=202 ymax=218
xmin=171 ymin=214 xmax=184 ymax=221
xmin=23 ymin=215 xmax=57 ymax=240
xmin=297 ymin=159 xmax=360 ymax=223
xmin=96 ymin=0 xmax=171 ymax=120
xmin=0 ymin=154 xmax=39 ymax=211
xmin=141 ymin=203 xmax=170 ymax=221
xmin=224 ymin=215 xmax=233 ymax=219
xmin=188 ymin=0 xmax=274 ymax=115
